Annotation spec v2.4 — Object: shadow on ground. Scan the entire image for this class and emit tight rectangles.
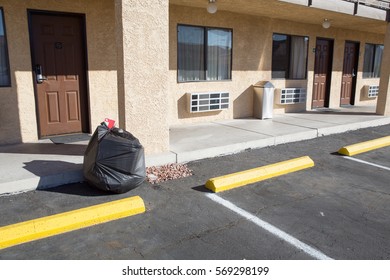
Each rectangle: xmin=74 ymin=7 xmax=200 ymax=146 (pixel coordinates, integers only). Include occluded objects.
xmin=38 ymin=182 xmax=113 ymax=197
xmin=192 ymin=185 xmax=213 ymax=193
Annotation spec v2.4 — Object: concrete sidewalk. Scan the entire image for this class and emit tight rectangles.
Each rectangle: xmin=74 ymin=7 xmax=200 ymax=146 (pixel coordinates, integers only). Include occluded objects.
xmin=1 ymin=106 xmax=390 ymax=195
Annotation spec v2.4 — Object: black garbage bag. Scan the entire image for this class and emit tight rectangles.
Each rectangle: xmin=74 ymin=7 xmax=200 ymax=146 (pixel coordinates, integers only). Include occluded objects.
xmin=83 ymin=123 xmax=146 ymax=193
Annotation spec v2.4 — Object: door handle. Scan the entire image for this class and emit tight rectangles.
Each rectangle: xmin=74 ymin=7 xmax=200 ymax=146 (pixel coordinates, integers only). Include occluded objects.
xmin=35 ymin=64 xmax=47 ymax=84
xmin=352 ymin=68 xmax=356 ymax=77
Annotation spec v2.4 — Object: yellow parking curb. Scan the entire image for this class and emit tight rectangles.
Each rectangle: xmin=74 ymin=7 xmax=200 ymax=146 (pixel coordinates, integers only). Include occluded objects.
xmin=338 ymin=136 xmax=390 ymax=156
xmin=0 ymin=196 xmax=145 ymax=250
xmin=205 ymin=156 xmax=314 ymax=193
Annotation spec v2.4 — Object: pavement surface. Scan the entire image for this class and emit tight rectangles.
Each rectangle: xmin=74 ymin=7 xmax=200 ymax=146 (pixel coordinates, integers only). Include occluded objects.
xmin=1 ymin=106 xmax=390 ymax=195
xmin=0 ymin=123 xmax=389 ymax=259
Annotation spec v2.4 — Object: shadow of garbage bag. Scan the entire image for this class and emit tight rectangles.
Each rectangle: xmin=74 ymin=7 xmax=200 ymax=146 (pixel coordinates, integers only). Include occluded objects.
xmin=83 ymin=123 xmax=146 ymax=194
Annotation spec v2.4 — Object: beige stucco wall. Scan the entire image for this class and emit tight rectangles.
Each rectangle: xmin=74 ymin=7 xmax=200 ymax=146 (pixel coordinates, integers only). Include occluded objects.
xmin=0 ymin=0 xmax=118 ymax=144
xmin=0 ymin=3 xmax=36 ymax=144
xmin=168 ymin=4 xmax=384 ymax=126
xmin=377 ymin=23 xmax=390 ymax=115
xmin=115 ymin=0 xmax=170 ymax=154
xmin=0 ymin=0 xmax=386 ymax=153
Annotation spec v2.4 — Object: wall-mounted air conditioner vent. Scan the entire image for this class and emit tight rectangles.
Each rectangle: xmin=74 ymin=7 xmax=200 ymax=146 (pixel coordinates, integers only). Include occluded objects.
xmin=188 ymin=92 xmax=229 ymax=113
xmin=278 ymin=88 xmax=306 ymax=104
xmin=367 ymin=85 xmax=379 ymax=98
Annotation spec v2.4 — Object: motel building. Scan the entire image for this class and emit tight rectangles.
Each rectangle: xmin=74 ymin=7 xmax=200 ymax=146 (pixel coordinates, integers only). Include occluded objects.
xmin=0 ymin=0 xmax=390 ymax=156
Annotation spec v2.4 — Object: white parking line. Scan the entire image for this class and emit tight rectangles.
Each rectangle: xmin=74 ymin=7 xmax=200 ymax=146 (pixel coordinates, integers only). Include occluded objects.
xmin=342 ymin=156 xmax=390 ymax=171
xmin=206 ymin=193 xmax=333 ymax=260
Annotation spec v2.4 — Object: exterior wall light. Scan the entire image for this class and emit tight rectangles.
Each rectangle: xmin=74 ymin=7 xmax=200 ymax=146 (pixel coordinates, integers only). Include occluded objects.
xmin=322 ymin=19 xmax=331 ymax=29
xmin=207 ymin=0 xmax=217 ymax=14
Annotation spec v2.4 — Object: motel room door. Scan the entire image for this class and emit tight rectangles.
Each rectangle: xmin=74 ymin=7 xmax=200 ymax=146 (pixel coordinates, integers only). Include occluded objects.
xmin=340 ymin=41 xmax=359 ymax=106
xmin=29 ymin=12 xmax=89 ymax=137
xmin=312 ymin=38 xmax=333 ymax=108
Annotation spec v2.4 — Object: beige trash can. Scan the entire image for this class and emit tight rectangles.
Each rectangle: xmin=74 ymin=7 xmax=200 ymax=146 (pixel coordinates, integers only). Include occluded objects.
xmin=253 ymin=81 xmax=274 ymax=119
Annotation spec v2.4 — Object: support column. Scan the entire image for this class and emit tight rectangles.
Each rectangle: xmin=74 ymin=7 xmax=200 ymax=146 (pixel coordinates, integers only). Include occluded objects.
xmin=115 ymin=0 xmax=170 ymax=154
xmin=376 ymin=23 xmax=390 ymax=116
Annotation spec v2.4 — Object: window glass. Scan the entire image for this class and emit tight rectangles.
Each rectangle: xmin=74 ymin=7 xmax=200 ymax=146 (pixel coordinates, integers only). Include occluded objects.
xmin=363 ymin=43 xmax=383 ymax=78
xmin=272 ymin=33 xmax=308 ymax=79
xmin=178 ymin=25 xmax=232 ymax=82
xmin=373 ymin=45 xmax=383 ymax=78
xmin=363 ymin=44 xmax=374 ymax=78
xmin=289 ymin=36 xmax=308 ymax=79
xmin=207 ymin=28 xmax=232 ymax=80
xmin=272 ymin=34 xmax=289 ymax=79
xmin=178 ymin=25 xmax=205 ymax=82
xmin=0 ymin=9 xmax=10 ymax=86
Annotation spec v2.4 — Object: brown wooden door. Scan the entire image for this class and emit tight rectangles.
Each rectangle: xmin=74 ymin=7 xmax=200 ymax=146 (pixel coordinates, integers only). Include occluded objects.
xmin=312 ymin=39 xmax=332 ymax=108
xmin=30 ymin=13 xmax=88 ymax=137
xmin=340 ymin=42 xmax=358 ymax=106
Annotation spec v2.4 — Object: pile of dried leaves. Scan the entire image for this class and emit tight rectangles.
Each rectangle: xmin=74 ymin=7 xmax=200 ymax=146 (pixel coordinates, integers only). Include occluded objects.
xmin=146 ymin=163 xmax=193 ymax=184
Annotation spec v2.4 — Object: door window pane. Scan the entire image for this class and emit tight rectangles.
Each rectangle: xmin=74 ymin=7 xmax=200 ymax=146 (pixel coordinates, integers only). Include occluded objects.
xmin=0 ymin=9 xmax=10 ymax=86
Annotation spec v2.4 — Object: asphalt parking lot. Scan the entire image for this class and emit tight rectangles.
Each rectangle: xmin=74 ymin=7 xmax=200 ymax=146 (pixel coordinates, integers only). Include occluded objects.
xmin=0 ymin=125 xmax=390 ymax=260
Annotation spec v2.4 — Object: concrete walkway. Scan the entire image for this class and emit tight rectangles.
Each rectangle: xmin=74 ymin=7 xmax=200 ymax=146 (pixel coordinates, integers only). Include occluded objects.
xmin=1 ymin=106 xmax=390 ymax=195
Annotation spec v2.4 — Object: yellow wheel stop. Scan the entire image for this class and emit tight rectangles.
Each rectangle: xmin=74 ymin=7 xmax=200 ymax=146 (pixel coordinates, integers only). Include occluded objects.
xmin=338 ymin=136 xmax=390 ymax=156
xmin=205 ymin=156 xmax=314 ymax=193
xmin=0 ymin=196 xmax=145 ymax=250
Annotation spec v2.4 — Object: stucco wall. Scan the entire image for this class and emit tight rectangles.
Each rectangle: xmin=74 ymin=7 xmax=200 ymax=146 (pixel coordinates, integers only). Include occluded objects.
xmin=0 ymin=4 xmax=36 ymax=144
xmin=0 ymin=0 xmax=386 ymax=152
xmin=115 ymin=0 xmax=170 ymax=154
xmin=168 ymin=4 xmax=384 ymax=126
xmin=377 ymin=23 xmax=390 ymax=115
xmin=0 ymin=0 xmax=118 ymax=144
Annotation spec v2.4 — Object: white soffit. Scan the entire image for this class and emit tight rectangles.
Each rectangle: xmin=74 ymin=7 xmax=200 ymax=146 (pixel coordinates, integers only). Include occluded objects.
xmin=279 ymin=0 xmax=387 ymax=21
xmin=311 ymin=0 xmax=355 ymax=14
xmin=278 ymin=0 xmax=308 ymax=5
xmin=356 ymin=4 xmax=387 ymax=20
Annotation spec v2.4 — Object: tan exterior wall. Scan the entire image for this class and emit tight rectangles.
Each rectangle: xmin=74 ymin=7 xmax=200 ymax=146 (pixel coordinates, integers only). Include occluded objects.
xmin=0 ymin=0 xmax=387 ymax=154
xmin=115 ymin=0 xmax=170 ymax=154
xmin=377 ymin=23 xmax=390 ymax=115
xmin=169 ymin=4 xmax=384 ymax=126
xmin=0 ymin=0 xmax=118 ymax=144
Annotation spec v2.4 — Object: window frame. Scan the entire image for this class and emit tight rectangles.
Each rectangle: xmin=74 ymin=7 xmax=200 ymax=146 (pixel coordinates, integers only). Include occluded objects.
xmin=271 ymin=33 xmax=309 ymax=80
xmin=177 ymin=24 xmax=233 ymax=83
xmin=362 ymin=43 xmax=384 ymax=79
xmin=0 ymin=7 xmax=11 ymax=87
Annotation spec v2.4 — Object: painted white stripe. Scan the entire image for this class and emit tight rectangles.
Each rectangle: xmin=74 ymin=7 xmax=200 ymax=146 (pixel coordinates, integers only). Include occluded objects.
xmin=343 ymin=156 xmax=390 ymax=171
xmin=206 ymin=193 xmax=333 ymax=260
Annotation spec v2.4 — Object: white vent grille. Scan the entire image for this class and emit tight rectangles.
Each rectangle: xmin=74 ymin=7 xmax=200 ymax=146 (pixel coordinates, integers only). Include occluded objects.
xmin=279 ymin=88 xmax=306 ymax=104
xmin=367 ymin=85 xmax=379 ymax=98
xmin=188 ymin=92 xmax=229 ymax=113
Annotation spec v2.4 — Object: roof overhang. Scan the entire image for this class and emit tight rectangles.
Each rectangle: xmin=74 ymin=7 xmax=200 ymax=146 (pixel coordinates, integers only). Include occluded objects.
xmin=170 ymin=0 xmax=388 ymax=34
